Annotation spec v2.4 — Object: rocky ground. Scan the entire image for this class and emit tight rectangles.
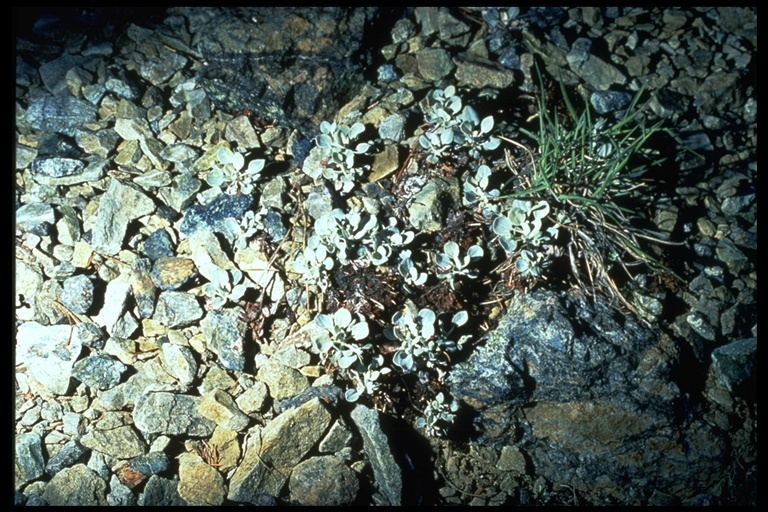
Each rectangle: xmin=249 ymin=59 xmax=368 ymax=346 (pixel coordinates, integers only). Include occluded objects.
xmin=15 ymin=7 xmax=756 ymax=506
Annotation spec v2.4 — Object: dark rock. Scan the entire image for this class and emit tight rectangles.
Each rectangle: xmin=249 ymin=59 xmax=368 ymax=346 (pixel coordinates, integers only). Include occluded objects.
xmin=143 ymin=229 xmax=175 ymax=260
xmin=289 ymin=455 xmax=359 ymax=506
xmin=178 ymin=192 xmax=253 ymax=237
xmin=138 ymin=475 xmax=187 ymax=506
xmin=25 ymin=95 xmax=98 ymax=137
xmin=45 ymin=439 xmax=89 ymax=476
xmin=184 ymin=7 xmax=376 ymax=135
xmin=448 ymin=290 xmax=728 ymax=503
xmin=590 ymin=90 xmax=632 ymax=114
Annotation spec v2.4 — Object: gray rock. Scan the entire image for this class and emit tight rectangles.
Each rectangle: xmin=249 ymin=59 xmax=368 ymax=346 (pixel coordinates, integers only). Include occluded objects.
xmin=15 ymin=432 xmax=45 ymax=486
xmin=228 ymin=398 xmax=332 ymax=503
xmin=62 ymin=411 xmax=86 ymax=437
xmin=42 ymin=464 xmax=108 ymax=506
xmin=16 ymin=202 xmax=55 ymax=236
xmin=200 ymin=308 xmax=246 ymax=371
xmin=130 ymin=258 xmax=157 ymax=319
xmin=198 ymin=388 xmax=251 ymax=432
xmin=45 ymin=439 xmax=89 ymax=476
xmin=16 ymin=322 xmax=82 ymax=395
xmin=709 ymin=337 xmax=756 ymax=394
xmin=60 ymin=274 xmax=94 ymax=314
xmin=138 ymin=475 xmax=187 ymax=506
xmin=90 ymin=179 xmax=156 ymax=256
xmin=318 ymin=418 xmax=354 ymax=453
xmin=164 ymin=171 xmax=201 ymax=212
xmin=133 ymin=391 xmax=215 ymax=437
xmin=407 ymin=177 xmax=461 ymax=233
xmin=75 ymin=128 xmax=120 ymax=159
xmin=258 ymin=357 xmax=310 ymax=402
xmin=71 ymin=321 xmax=106 ymax=351
xmin=454 ymin=55 xmax=516 ymax=89
xmin=590 ymin=90 xmax=632 ymax=114
xmin=177 ymin=452 xmax=226 ymax=505
xmin=140 ymin=47 xmax=188 ymax=86
xmin=379 ymin=112 xmax=406 ymax=141
xmin=236 ymin=381 xmax=269 ymax=415
xmin=25 ymin=95 xmax=98 ymax=137
xmin=154 ymin=291 xmax=204 ymax=328
xmin=72 ymin=353 xmax=127 ymax=391
xmin=107 ymin=474 xmax=138 ymax=506
xmin=415 ymin=47 xmax=454 ymax=82
xmin=289 ymin=455 xmax=359 ymax=506
xmin=260 ymin=177 xmax=286 ymax=210
xmin=160 ymin=343 xmax=198 ymax=386
xmin=350 ymin=404 xmax=402 ymax=506
xmin=715 ymin=236 xmax=750 ymax=276
xmin=32 ymin=156 xmax=110 ymax=187
xmin=31 ymin=157 xmax=85 ymax=178
xmin=160 ymin=143 xmax=199 ymax=164
xmin=81 ymin=424 xmax=147 ymax=459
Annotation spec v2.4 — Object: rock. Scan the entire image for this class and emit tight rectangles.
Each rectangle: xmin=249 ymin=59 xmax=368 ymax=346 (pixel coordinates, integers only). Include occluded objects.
xmin=350 ymin=404 xmax=402 ymax=506
xmin=92 ymin=273 xmax=132 ymax=334
xmin=107 ymin=475 xmax=138 ymax=506
xmin=153 ymin=291 xmax=204 ymax=328
xmin=447 ymin=290 xmax=728 ymax=503
xmin=133 ymin=391 xmax=215 ymax=437
xmin=590 ymin=90 xmax=632 ymax=114
xmin=407 ymin=177 xmax=460 ymax=233
xmin=80 ymin=425 xmax=147 ymax=459
xmin=15 ymin=432 xmax=45 ymax=488
xmin=177 ymin=452 xmax=226 ymax=505
xmin=257 ymin=357 xmax=310 ymax=402
xmin=114 ymin=452 xmax=170 ymax=489
xmin=72 ymin=353 xmax=127 ymax=390
xmin=715 ymin=236 xmax=750 ymax=276
xmin=318 ymin=418 xmax=354 ymax=453
xmin=16 ymin=322 xmax=82 ymax=395
xmin=200 ymin=308 xmax=247 ymax=371
xmin=137 ymin=475 xmax=187 ymax=506
xmin=151 ymin=256 xmax=198 ymax=290
xmin=178 ymin=191 xmax=253 ymax=238
xmin=709 ymin=337 xmax=756 ymax=395
xmin=90 ymin=179 xmax=156 ymax=256
xmin=235 ymin=381 xmax=269 ymax=415
xmin=198 ymin=388 xmax=251 ymax=432
xmin=44 ymin=439 xmax=89 ymax=476
xmin=25 ymin=95 xmax=98 ymax=137
xmin=188 ymin=7 xmax=374 ymax=135
xmin=228 ymin=397 xmax=332 ymax=503
xmin=289 ymin=455 xmax=359 ymax=505
xmin=31 ymin=157 xmax=86 ymax=178
xmin=42 ymin=464 xmax=108 ymax=506
xmin=16 ymin=202 xmax=55 ymax=236
xmin=142 ymin=229 xmax=175 ymax=260
xmin=415 ymin=47 xmax=454 ymax=81
xmin=160 ymin=343 xmax=198 ymax=386
xmin=454 ymin=55 xmax=516 ymax=89
xmin=378 ymin=113 xmax=406 ymax=142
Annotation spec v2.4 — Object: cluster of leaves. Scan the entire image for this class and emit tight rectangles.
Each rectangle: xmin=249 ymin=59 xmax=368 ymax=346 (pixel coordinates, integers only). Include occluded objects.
xmin=419 ymin=85 xmax=500 ymax=163
xmin=205 ymin=144 xmax=265 ymax=196
xmin=302 ymin=121 xmax=372 ymax=195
